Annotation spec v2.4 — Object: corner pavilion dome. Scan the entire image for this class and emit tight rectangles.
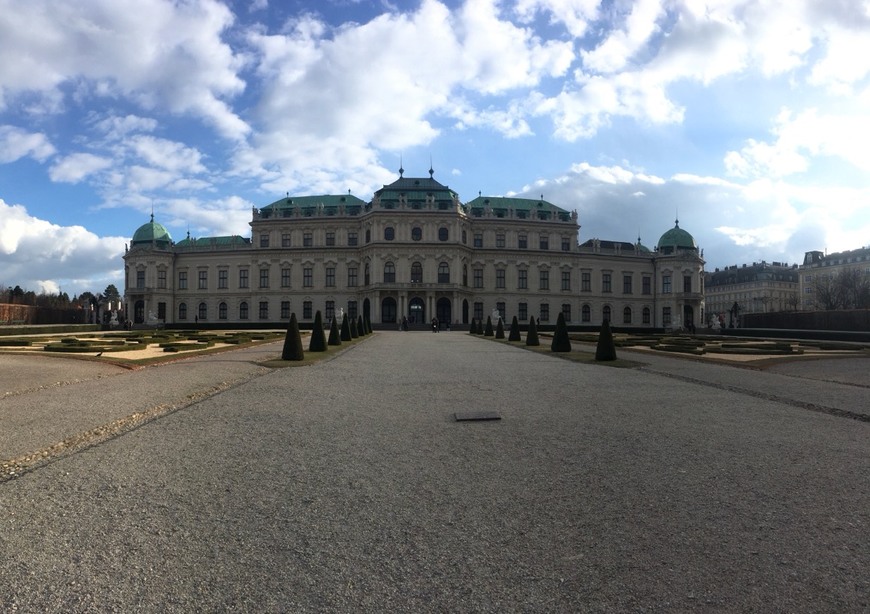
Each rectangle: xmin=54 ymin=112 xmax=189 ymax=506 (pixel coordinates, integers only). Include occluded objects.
xmin=131 ymin=214 xmax=173 ymax=247
xmin=657 ymin=220 xmax=697 ymax=254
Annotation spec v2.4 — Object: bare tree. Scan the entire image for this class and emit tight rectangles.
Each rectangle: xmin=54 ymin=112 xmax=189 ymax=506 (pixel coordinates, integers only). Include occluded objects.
xmin=811 ymin=268 xmax=870 ymax=310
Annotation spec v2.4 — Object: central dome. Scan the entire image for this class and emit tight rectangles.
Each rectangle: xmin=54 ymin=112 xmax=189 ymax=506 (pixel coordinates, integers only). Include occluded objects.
xmin=657 ymin=220 xmax=697 ymax=254
xmin=131 ymin=215 xmax=173 ymax=247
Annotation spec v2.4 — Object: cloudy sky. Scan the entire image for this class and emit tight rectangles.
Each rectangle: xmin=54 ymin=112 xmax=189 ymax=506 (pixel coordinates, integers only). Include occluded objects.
xmin=1 ymin=0 xmax=869 ymax=296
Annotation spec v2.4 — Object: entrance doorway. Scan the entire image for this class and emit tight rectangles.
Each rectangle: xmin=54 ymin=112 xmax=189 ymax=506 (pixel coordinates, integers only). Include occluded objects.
xmin=134 ymin=300 xmax=145 ymax=324
xmin=408 ymin=297 xmax=424 ymax=324
xmin=381 ymin=297 xmax=396 ymax=323
xmin=683 ymin=305 xmax=695 ymax=331
xmin=436 ymin=298 xmax=451 ymax=327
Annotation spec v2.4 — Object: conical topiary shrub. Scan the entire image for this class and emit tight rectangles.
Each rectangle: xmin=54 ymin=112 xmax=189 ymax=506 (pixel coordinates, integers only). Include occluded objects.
xmin=495 ymin=317 xmax=505 ymax=339
xmin=350 ymin=315 xmax=359 ymax=338
xmin=551 ymin=311 xmax=572 ymax=352
xmin=364 ymin=316 xmax=372 ymax=334
xmin=476 ymin=317 xmax=484 ymax=335
xmin=526 ymin=315 xmax=540 ymax=346
xmin=595 ymin=318 xmax=617 ymax=361
xmin=309 ymin=310 xmax=327 ymax=352
xmin=281 ymin=313 xmax=304 ymax=360
xmin=327 ymin=316 xmax=342 ymax=346
xmin=484 ymin=315 xmax=494 ymax=337
xmin=357 ymin=315 xmax=366 ymax=336
xmin=340 ymin=313 xmax=352 ymax=341
xmin=508 ymin=315 xmax=521 ymax=341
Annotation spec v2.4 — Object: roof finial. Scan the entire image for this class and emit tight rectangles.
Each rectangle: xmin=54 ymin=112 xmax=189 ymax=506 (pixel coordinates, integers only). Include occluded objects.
xmin=399 ymin=155 xmax=404 ymax=178
xmin=429 ymin=154 xmax=434 ymax=178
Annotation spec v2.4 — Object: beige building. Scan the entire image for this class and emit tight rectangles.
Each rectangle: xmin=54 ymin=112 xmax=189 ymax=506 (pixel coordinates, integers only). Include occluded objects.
xmin=705 ymin=261 xmax=800 ymax=327
xmin=124 ymin=169 xmax=705 ymax=330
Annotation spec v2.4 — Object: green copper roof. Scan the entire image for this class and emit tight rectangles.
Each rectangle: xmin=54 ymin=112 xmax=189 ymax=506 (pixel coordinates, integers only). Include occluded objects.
xmin=262 ymin=194 xmax=368 ymax=210
xmin=657 ymin=220 xmax=697 ymax=253
xmin=131 ymin=215 xmax=173 ymax=246
xmin=465 ymin=195 xmax=574 ymax=221
xmin=175 ymin=235 xmax=250 ymax=248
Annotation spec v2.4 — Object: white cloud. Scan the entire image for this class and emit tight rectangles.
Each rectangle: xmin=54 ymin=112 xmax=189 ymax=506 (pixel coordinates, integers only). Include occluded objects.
xmin=513 ymin=0 xmax=600 ymax=38
xmin=580 ymin=0 xmax=666 ymax=74
xmin=0 ymin=0 xmax=249 ymax=139
xmin=0 ymin=125 xmax=56 ymax=163
xmin=49 ymin=153 xmax=113 ymax=183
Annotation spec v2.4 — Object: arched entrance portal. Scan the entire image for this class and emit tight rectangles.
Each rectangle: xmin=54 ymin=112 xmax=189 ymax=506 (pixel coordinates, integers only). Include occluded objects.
xmin=134 ymin=300 xmax=145 ymax=324
xmin=363 ymin=298 xmax=371 ymax=323
xmin=408 ymin=297 xmax=425 ymax=324
xmin=462 ymin=299 xmax=469 ymax=324
xmin=683 ymin=305 xmax=694 ymax=331
xmin=436 ymin=298 xmax=451 ymax=327
xmin=381 ymin=297 xmax=397 ymax=324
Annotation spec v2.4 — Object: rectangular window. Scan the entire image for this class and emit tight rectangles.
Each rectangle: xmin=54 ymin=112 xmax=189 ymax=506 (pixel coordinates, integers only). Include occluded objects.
xmin=473 ymin=268 xmax=483 ymax=289
xmin=684 ymin=275 xmax=692 ymax=293
xmin=474 ymin=233 xmax=483 ymax=248
xmin=581 ymin=272 xmax=591 ymax=292
xmin=561 ymin=271 xmax=571 ymax=291
xmin=325 ymin=300 xmax=335 ymax=321
xmin=623 ymin=275 xmax=632 ymax=294
xmin=518 ymin=234 xmax=527 ymax=249
xmin=325 ymin=267 xmax=335 ymax=287
xmin=260 ymin=234 xmax=269 ymax=248
xmin=303 ymin=267 xmax=313 ymax=288
xmin=663 ymin=306 xmax=672 ymax=326
xmin=303 ymin=232 xmax=313 ymax=247
xmin=197 ymin=270 xmax=207 ymax=290
xmin=518 ymin=269 xmax=528 ymax=289
xmin=496 ymin=233 xmax=505 ymax=248
xmin=562 ymin=239 xmax=570 ymax=252
xmin=348 ymin=300 xmax=358 ymax=319
xmin=303 ymin=301 xmax=312 ymax=319
xmin=281 ymin=301 xmax=290 ymax=319
xmin=218 ymin=270 xmax=228 ymax=289
xmin=562 ymin=303 xmax=571 ymax=322
xmin=496 ymin=269 xmax=505 ymax=289
xmin=157 ymin=270 xmax=167 ymax=289
xmin=642 ymin=276 xmax=651 ymax=295
xmin=518 ymin=302 xmax=528 ymax=321
xmin=348 ymin=232 xmax=358 ymax=246
xmin=259 ymin=268 xmax=269 ymax=289
xmin=539 ymin=270 xmax=549 ymax=290
xmin=281 ymin=268 xmax=291 ymax=288
xmin=136 ymin=270 xmax=145 ymax=289
xmin=473 ymin=302 xmax=483 ymax=321
xmin=281 ymin=233 xmax=291 ymax=247
xmin=239 ymin=269 xmax=249 ymax=289
xmin=539 ymin=236 xmax=549 ymax=250
xmin=348 ymin=267 xmax=358 ymax=287
xmin=259 ymin=301 xmax=268 ymax=319
xmin=602 ymin=273 xmax=612 ymax=293
xmin=663 ymin=275 xmax=672 ymax=294
xmin=540 ymin=303 xmax=550 ymax=322
xmin=178 ymin=271 xmax=188 ymax=290
xmin=326 ymin=232 xmax=335 ymax=246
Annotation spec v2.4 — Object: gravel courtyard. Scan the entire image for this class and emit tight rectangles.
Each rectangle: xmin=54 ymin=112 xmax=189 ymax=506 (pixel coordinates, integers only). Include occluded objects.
xmin=1 ymin=332 xmax=868 ymax=612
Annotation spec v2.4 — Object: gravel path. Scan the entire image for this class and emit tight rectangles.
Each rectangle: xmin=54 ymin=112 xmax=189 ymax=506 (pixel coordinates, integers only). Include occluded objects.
xmin=1 ymin=332 xmax=868 ymax=612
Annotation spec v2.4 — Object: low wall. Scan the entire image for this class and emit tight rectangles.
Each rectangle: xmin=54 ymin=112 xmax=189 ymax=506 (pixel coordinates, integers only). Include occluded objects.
xmin=743 ymin=310 xmax=870 ymax=331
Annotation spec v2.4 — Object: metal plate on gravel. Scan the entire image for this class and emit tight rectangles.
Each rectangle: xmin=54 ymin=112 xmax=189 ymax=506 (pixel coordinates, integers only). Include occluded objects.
xmin=454 ymin=411 xmax=501 ymax=422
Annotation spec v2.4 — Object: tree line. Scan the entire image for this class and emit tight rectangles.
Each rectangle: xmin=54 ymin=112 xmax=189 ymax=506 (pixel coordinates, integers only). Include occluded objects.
xmin=1 ymin=284 xmax=122 ymax=310
xmin=810 ymin=268 xmax=870 ymax=310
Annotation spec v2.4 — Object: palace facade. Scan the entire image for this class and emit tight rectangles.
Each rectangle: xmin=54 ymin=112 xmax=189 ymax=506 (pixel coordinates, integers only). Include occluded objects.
xmin=124 ymin=169 xmax=705 ymax=329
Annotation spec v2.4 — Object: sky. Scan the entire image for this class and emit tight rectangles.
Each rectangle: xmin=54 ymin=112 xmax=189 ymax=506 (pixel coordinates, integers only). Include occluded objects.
xmin=1 ymin=0 xmax=870 ymax=296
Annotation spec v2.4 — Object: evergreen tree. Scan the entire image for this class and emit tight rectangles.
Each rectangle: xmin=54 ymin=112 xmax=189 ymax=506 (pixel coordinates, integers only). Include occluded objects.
xmin=508 ymin=315 xmax=521 ymax=341
xmin=526 ymin=316 xmax=540 ymax=346
xmin=340 ymin=313 xmax=352 ymax=341
xmin=469 ymin=319 xmax=477 ymax=335
xmin=495 ymin=317 xmax=505 ymax=339
xmin=328 ymin=316 xmax=342 ymax=346
xmin=350 ymin=315 xmax=359 ymax=338
xmin=595 ymin=318 xmax=618 ymax=361
xmin=484 ymin=315 xmax=494 ymax=336
xmin=309 ymin=311 xmax=328 ymax=352
xmin=281 ymin=313 xmax=305 ymax=361
xmin=477 ymin=317 xmax=484 ymax=335
xmin=551 ymin=311 xmax=572 ymax=352
xmin=358 ymin=315 xmax=366 ymax=336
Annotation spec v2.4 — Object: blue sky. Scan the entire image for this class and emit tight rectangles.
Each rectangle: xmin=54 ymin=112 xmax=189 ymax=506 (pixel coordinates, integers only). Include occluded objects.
xmin=1 ymin=0 xmax=869 ymax=295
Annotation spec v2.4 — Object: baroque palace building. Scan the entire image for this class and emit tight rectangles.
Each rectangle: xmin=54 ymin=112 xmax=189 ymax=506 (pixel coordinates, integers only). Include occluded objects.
xmin=123 ymin=168 xmax=705 ymax=329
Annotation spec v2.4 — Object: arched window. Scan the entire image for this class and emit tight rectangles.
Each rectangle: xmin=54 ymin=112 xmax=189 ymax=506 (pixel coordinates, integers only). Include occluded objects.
xmin=623 ymin=306 xmax=632 ymax=324
xmin=438 ymin=262 xmax=450 ymax=283
xmin=198 ymin=302 xmax=208 ymax=320
xmin=178 ymin=302 xmax=187 ymax=320
xmin=438 ymin=227 xmax=448 ymax=241
xmin=581 ymin=304 xmax=591 ymax=322
xmin=364 ymin=263 xmax=370 ymax=285
xmin=603 ymin=305 xmax=611 ymax=323
xmin=365 ymin=229 xmax=371 ymax=243
xmin=384 ymin=226 xmax=395 ymax=241
xmin=642 ymin=306 xmax=651 ymax=324
xmin=218 ymin=302 xmax=227 ymax=320
xmin=411 ymin=227 xmax=422 ymax=241
xmin=463 ymin=264 xmax=468 ymax=286
xmin=384 ymin=262 xmax=396 ymax=283
xmin=239 ymin=301 xmax=249 ymax=320
xmin=411 ymin=262 xmax=423 ymax=283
